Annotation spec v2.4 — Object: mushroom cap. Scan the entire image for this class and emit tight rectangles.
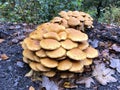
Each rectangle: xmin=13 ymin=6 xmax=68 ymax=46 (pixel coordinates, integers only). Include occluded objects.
xmin=57 ymin=59 xmax=72 ymax=71
xmin=43 ymin=32 xmax=60 ymax=41
xmin=51 ymin=17 xmax=62 ymax=23
xmin=24 ymin=38 xmax=40 ymax=51
xmin=29 ymin=62 xmax=39 ymax=71
xmin=58 ymin=31 xmax=67 ymax=40
xmin=35 ymin=49 xmax=47 ymax=58
xmin=40 ymin=39 xmax=60 ymax=50
xmin=23 ymin=49 xmax=34 ymax=60
xmin=43 ymin=71 xmax=56 ymax=77
xmin=61 ymin=39 xmax=78 ymax=50
xmin=33 ymin=55 xmax=40 ymax=62
xmin=67 ymin=29 xmax=88 ymax=42
xmin=73 ymin=68 xmax=84 ymax=73
xmin=78 ymin=41 xmax=89 ymax=50
xmin=29 ymin=29 xmax=46 ymax=40
xmin=57 ymin=56 xmax=67 ymax=60
xmin=72 ymin=11 xmax=80 ymax=17
xmin=69 ymin=61 xmax=83 ymax=72
xmin=77 ymin=15 xmax=84 ymax=21
xmin=60 ymin=72 xmax=74 ymax=78
xmin=79 ymin=12 xmax=86 ymax=16
xmin=23 ymin=57 xmax=31 ymax=64
xmin=84 ymin=20 xmax=93 ymax=26
xmin=21 ymin=42 xmax=28 ymax=49
xmin=82 ymin=58 xmax=92 ymax=66
xmin=67 ymin=48 xmax=86 ymax=60
xmin=85 ymin=13 xmax=93 ymax=21
xmin=47 ymin=23 xmax=65 ymax=33
xmin=40 ymin=58 xmax=58 ymax=68
xmin=61 ymin=18 xmax=68 ymax=28
xmin=59 ymin=11 xmax=69 ymax=20
xmin=46 ymin=47 xmax=66 ymax=58
xmin=84 ymin=46 xmax=98 ymax=58
xmin=37 ymin=23 xmax=65 ymax=33
xmin=68 ymin=17 xmax=80 ymax=26
xmin=36 ymin=63 xmax=51 ymax=71
xmin=67 ymin=11 xmax=73 ymax=16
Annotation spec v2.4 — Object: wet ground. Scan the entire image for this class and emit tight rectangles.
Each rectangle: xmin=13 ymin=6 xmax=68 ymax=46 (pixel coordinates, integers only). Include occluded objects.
xmin=0 ymin=22 xmax=120 ymax=90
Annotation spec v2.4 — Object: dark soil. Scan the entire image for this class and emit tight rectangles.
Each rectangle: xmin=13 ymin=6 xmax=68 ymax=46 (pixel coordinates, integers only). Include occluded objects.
xmin=0 ymin=22 xmax=120 ymax=90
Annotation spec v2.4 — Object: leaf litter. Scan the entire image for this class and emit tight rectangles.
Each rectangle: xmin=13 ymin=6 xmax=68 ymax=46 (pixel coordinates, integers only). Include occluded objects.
xmin=92 ymin=63 xmax=117 ymax=85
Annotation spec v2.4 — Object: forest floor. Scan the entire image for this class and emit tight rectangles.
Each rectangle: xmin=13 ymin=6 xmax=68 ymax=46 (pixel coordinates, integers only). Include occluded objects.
xmin=0 ymin=22 xmax=120 ymax=90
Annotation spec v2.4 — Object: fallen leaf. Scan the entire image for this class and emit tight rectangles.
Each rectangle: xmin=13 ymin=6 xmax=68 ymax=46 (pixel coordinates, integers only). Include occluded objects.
xmin=110 ymin=58 xmax=120 ymax=73
xmin=76 ymin=77 xmax=95 ymax=88
xmin=89 ymin=39 xmax=99 ymax=48
xmin=42 ymin=76 xmax=58 ymax=90
xmin=111 ymin=44 xmax=120 ymax=52
xmin=117 ymin=85 xmax=120 ymax=89
xmin=92 ymin=63 xmax=117 ymax=85
xmin=29 ymin=86 xmax=35 ymax=90
xmin=25 ymin=70 xmax=33 ymax=77
xmin=0 ymin=54 xmax=9 ymax=60
xmin=0 ymin=39 xmax=5 ymax=43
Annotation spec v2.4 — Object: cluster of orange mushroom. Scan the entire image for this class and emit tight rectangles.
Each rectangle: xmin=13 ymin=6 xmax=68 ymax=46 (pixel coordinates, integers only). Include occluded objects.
xmin=22 ymin=11 xmax=98 ymax=78
xmin=51 ymin=11 xmax=93 ymax=31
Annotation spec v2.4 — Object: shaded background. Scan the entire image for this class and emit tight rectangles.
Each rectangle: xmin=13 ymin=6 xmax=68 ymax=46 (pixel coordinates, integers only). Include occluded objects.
xmin=0 ymin=0 xmax=120 ymax=25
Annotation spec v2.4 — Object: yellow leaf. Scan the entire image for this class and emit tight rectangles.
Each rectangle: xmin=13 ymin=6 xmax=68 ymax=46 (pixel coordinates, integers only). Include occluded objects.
xmin=1 ymin=54 xmax=9 ymax=60
xmin=29 ymin=86 xmax=35 ymax=90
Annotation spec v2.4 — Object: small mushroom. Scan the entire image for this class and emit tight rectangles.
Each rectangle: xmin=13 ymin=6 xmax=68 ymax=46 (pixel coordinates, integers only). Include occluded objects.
xmin=29 ymin=30 xmax=45 ymax=40
xmin=58 ymin=31 xmax=67 ymax=40
xmin=67 ymin=29 xmax=88 ymax=42
xmin=67 ymin=48 xmax=86 ymax=60
xmin=35 ymin=49 xmax=47 ymax=58
xmin=78 ymin=41 xmax=89 ymax=50
xmin=59 ymin=11 xmax=69 ymax=20
xmin=60 ymin=72 xmax=74 ymax=78
xmin=61 ymin=39 xmax=78 ymax=50
xmin=67 ymin=11 xmax=73 ymax=16
xmin=61 ymin=18 xmax=68 ymax=28
xmin=57 ymin=59 xmax=72 ymax=71
xmin=40 ymin=39 xmax=60 ymax=50
xmin=69 ymin=61 xmax=83 ymax=73
xmin=29 ymin=62 xmax=39 ymax=71
xmin=46 ymin=47 xmax=66 ymax=58
xmin=42 ymin=71 xmax=56 ymax=77
xmin=82 ymin=58 xmax=92 ymax=66
xmin=40 ymin=58 xmax=58 ymax=68
xmin=51 ymin=17 xmax=62 ymax=23
xmin=33 ymin=55 xmax=40 ymax=62
xmin=68 ymin=17 xmax=80 ymax=26
xmin=36 ymin=63 xmax=51 ymax=71
xmin=24 ymin=38 xmax=41 ymax=51
xmin=23 ymin=57 xmax=31 ymax=64
xmin=21 ymin=42 xmax=28 ymax=49
xmin=72 ymin=11 xmax=80 ymax=17
xmin=84 ymin=46 xmax=99 ymax=58
xmin=43 ymin=32 xmax=60 ymax=41
xmin=23 ymin=49 xmax=35 ymax=60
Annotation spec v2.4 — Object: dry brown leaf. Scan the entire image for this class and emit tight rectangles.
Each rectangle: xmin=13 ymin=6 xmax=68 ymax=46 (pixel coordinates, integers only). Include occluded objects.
xmin=1 ymin=54 xmax=9 ymax=60
xmin=0 ymin=39 xmax=5 ymax=43
xmin=25 ymin=70 xmax=33 ymax=77
xmin=29 ymin=86 xmax=35 ymax=90
xmin=76 ymin=77 xmax=95 ymax=88
xmin=92 ymin=63 xmax=117 ymax=85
